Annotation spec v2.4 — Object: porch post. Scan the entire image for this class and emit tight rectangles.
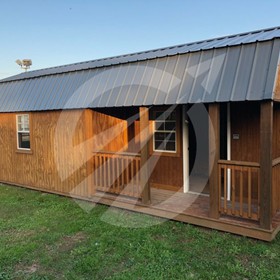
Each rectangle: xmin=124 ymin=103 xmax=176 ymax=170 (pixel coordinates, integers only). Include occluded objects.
xmin=209 ymin=103 xmax=220 ymax=219
xmin=260 ymin=101 xmax=273 ymax=230
xmin=84 ymin=109 xmax=95 ymax=197
xmin=139 ymin=107 xmax=151 ymax=204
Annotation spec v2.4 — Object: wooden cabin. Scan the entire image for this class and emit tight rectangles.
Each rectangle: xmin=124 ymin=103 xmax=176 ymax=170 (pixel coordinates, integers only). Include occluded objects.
xmin=1 ymin=26 xmax=280 ymax=241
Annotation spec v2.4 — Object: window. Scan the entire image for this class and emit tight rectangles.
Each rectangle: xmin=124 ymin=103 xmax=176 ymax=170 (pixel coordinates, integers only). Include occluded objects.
xmin=153 ymin=110 xmax=177 ymax=152
xmin=17 ymin=114 xmax=30 ymax=149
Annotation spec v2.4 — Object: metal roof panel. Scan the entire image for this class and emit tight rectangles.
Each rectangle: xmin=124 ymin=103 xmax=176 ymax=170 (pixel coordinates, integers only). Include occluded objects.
xmin=0 ymin=30 xmax=279 ymax=112
xmin=2 ymin=26 xmax=280 ymax=83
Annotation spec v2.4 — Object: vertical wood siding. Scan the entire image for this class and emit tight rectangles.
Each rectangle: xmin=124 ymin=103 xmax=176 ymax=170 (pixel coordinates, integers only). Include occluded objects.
xmin=0 ymin=110 xmax=91 ymax=197
xmin=231 ymin=102 xmax=260 ymax=163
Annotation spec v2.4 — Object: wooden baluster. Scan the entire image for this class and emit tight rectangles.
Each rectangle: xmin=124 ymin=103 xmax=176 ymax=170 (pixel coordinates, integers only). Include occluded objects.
xmin=223 ymin=166 xmax=227 ymax=214
xmin=248 ymin=168 xmax=252 ymax=218
xmin=116 ymin=157 xmax=120 ymax=194
xmin=108 ymin=156 xmax=111 ymax=189
xmin=106 ymin=155 xmax=109 ymax=190
xmin=121 ymin=157 xmax=124 ymax=192
xmin=111 ymin=155 xmax=116 ymax=192
xmin=232 ymin=167 xmax=235 ymax=216
xmin=126 ymin=157 xmax=129 ymax=193
xmin=101 ymin=155 xmax=104 ymax=190
xmin=258 ymin=169 xmax=260 ymax=219
xmin=218 ymin=164 xmax=221 ymax=213
xmin=131 ymin=157 xmax=134 ymax=197
xmin=94 ymin=155 xmax=97 ymax=188
xmin=240 ymin=168 xmax=243 ymax=217
xmin=96 ymin=155 xmax=99 ymax=189
xmin=99 ymin=155 xmax=102 ymax=189
xmin=137 ymin=158 xmax=140 ymax=197
xmin=97 ymin=155 xmax=100 ymax=189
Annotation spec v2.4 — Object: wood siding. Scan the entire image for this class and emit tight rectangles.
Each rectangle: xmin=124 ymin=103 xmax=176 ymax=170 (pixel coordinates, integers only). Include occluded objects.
xmin=231 ymin=102 xmax=260 ymax=163
xmin=0 ymin=110 xmax=91 ymax=197
xmin=273 ymin=67 xmax=280 ymax=102
xmin=92 ymin=110 xmax=128 ymax=153
xmin=149 ymin=107 xmax=183 ymax=191
xmin=126 ymin=106 xmax=183 ymax=191
xmin=272 ymin=103 xmax=280 ymax=214
xmin=273 ymin=103 xmax=280 ymax=159
xmin=0 ymin=107 xmax=181 ymax=197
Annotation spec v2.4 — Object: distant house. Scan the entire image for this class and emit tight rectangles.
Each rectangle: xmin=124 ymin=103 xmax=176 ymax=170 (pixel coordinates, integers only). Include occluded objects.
xmin=1 ymin=26 xmax=280 ymax=241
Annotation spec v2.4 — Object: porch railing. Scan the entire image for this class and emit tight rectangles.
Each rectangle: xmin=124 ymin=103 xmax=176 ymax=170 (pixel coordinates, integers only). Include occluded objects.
xmin=93 ymin=151 xmax=141 ymax=198
xmin=272 ymin=157 xmax=280 ymax=214
xmin=218 ymin=160 xmax=260 ymax=221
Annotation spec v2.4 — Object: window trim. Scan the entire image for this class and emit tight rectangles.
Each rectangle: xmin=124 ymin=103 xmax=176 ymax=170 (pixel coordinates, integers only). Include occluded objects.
xmin=16 ymin=114 xmax=31 ymax=151
xmin=153 ymin=110 xmax=177 ymax=154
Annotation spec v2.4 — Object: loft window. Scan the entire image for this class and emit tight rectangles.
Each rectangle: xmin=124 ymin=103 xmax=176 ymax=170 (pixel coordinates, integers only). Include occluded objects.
xmin=153 ymin=110 xmax=177 ymax=152
xmin=17 ymin=114 xmax=30 ymax=150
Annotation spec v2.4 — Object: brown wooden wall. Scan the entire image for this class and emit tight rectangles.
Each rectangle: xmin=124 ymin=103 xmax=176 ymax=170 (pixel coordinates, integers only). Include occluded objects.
xmin=0 ymin=107 xmax=183 ymax=196
xmin=230 ymin=102 xmax=260 ymax=201
xmin=273 ymin=67 xmax=280 ymax=102
xmin=231 ymin=102 xmax=280 ymax=161
xmin=0 ymin=110 xmax=92 ymax=198
xmin=273 ymin=103 xmax=280 ymax=159
xmin=272 ymin=103 xmax=280 ymax=214
xmin=230 ymin=102 xmax=260 ymax=163
xmin=92 ymin=110 xmax=128 ymax=152
xmin=132 ymin=106 xmax=183 ymax=191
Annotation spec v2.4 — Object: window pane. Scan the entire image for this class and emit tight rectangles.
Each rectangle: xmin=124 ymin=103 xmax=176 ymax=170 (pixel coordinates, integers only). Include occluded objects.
xmin=18 ymin=133 xmax=30 ymax=149
xmin=166 ymin=141 xmax=176 ymax=151
xmin=24 ymin=122 xmax=30 ymax=131
xmin=17 ymin=115 xmax=30 ymax=132
xmin=153 ymin=110 xmax=176 ymax=152
xmin=155 ymin=121 xmax=165 ymax=131
xmin=155 ymin=140 xmax=165 ymax=150
xmin=165 ymin=121 xmax=176 ymax=131
xmin=155 ymin=132 xmax=167 ymax=141
xmin=18 ymin=123 xmax=24 ymax=131
xmin=166 ymin=132 xmax=176 ymax=141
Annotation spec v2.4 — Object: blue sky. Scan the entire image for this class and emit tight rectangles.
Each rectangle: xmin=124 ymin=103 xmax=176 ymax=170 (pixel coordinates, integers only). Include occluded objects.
xmin=1 ymin=0 xmax=280 ymax=79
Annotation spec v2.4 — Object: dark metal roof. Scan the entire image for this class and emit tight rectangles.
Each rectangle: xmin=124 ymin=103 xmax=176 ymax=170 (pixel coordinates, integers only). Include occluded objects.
xmin=2 ymin=26 xmax=280 ymax=83
xmin=0 ymin=26 xmax=280 ymax=112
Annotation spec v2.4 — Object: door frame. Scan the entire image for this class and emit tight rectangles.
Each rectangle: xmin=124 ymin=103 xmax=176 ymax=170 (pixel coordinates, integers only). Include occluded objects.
xmin=182 ymin=105 xmax=189 ymax=193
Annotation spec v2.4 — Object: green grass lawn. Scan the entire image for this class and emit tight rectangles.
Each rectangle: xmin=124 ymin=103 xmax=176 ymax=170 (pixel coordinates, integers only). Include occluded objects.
xmin=0 ymin=184 xmax=280 ymax=280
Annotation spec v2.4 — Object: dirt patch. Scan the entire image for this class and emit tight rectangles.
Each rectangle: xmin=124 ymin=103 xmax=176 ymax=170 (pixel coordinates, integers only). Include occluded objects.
xmin=15 ymin=262 xmax=40 ymax=275
xmin=57 ymin=232 xmax=87 ymax=253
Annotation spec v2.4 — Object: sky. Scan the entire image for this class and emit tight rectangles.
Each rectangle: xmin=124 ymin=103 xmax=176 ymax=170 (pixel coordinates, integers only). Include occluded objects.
xmin=1 ymin=0 xmax=280 ymax=80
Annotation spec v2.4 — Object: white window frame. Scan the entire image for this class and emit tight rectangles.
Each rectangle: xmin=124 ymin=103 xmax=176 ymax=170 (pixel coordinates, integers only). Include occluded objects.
xmin=16 ymin=114 xmax=31 ymax=150
xmin=153 ymin=110 xmax=177 ymax=153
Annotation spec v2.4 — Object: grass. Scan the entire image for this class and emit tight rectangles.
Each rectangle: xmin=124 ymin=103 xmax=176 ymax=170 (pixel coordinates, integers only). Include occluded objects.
xmin=0 ymin=185 xmax=280 ymax=280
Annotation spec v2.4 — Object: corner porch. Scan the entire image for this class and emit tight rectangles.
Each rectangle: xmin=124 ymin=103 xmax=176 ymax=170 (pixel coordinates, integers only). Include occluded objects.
xmin=87 ymin=101 xmax=280 ymax=240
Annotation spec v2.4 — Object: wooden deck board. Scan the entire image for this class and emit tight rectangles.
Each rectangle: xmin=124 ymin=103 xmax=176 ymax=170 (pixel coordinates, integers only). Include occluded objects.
xmin=2 ymin=181 xmax=280 ymax=241
xmin=94 ymin=187 xmax=280 ymax=241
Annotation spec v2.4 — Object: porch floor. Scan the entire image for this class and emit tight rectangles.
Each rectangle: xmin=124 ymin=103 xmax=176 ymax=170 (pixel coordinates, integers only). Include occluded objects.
xmin=92 ymin=188 xmax=280 ymax=241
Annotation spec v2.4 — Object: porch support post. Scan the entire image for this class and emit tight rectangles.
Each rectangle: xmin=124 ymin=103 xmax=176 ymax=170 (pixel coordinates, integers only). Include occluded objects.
xmin=209 ymin=103 xmax=220 ymax=219
xmin=84 ymin=109 xmax=95 ymax=197
xmin=260 ymin=101 xmax=273 ymax=230
xmin=139 ymin=107 xmax=151 ymax=204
